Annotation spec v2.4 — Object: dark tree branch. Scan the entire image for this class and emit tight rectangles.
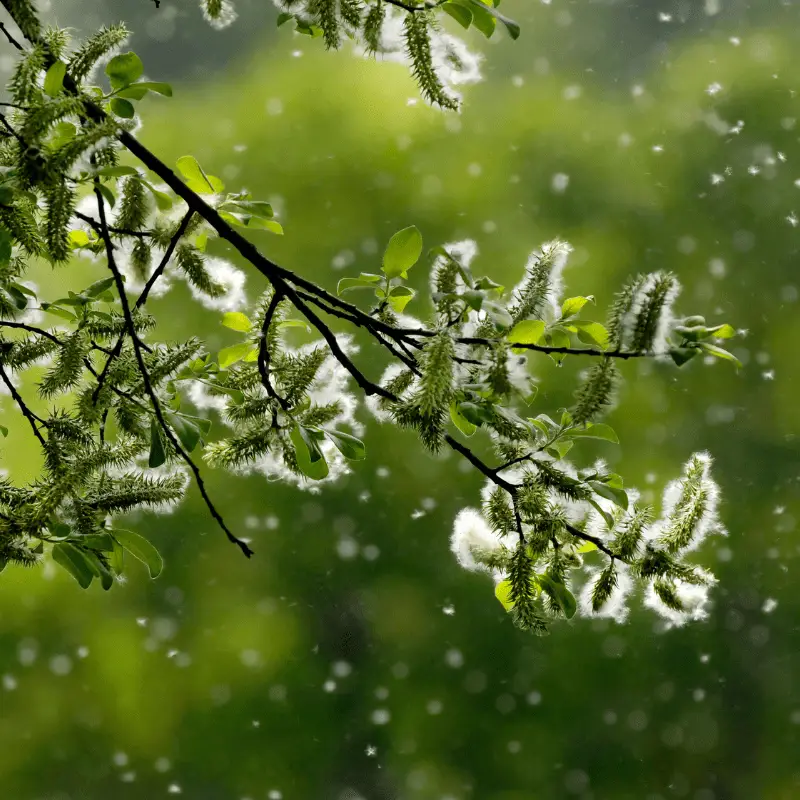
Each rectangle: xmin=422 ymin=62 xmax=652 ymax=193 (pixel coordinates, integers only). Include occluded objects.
xmin=0 ymin=361 xmax=47 ymax=447
xmin=257 ymin=289 xmax=289 ymax=410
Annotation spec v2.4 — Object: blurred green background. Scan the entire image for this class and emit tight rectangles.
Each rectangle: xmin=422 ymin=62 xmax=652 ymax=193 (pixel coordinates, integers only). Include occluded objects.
xmin=1 ymin=1 xmax=799 ymax=798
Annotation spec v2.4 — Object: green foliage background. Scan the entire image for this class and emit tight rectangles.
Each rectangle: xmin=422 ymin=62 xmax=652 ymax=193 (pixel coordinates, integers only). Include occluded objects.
xmin=1 ymin=1 xmax=799 ymax=797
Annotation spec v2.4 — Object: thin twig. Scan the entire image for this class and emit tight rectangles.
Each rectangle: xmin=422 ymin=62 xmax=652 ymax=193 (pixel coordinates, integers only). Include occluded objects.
xmin=94 ymin=186 xmax=253 ymax=558
xmin=0 ymin=362 xmax=46 ymax=447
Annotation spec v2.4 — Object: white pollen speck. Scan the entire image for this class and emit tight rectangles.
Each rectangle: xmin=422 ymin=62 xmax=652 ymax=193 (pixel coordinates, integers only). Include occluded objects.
xmin=762 ymin=598 xmax=778 ymax=613
xmin=551 ymin=173 xmax=570 ymax=193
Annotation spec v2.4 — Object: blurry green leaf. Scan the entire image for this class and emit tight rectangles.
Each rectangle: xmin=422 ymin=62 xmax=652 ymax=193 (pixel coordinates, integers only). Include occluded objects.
xmin=382 ymin=226 xmax=423 ymax=278
xmin=456 ymin=0 xmax=495 ymax=36
xmin=0 ymin=228 xmax=11 ymax=265
xmin=495 ymin=579 xmax=515 ymax=610
xmin=548 ymin=328 xmax=571 ymax=364
xmin=52 ymin=542 xmax=95 ymax=589
xmin=41 ymin=304 xmax=75 ymax=321
xmin=589 ymin=480 xmax=628 ymax=510
xmin=576 ymin=541 xmax=598 ymax=553
xmin=83 ymin=550 xmax=114 ymax=590
xmin=324 ymin=429 xmax=366 ymax=460
xmin=117 ymin=81 xmax=173 ymax=98
xmin=169 ymin=413 xmax=202 ymax=453
xmin=43 ymin=60 xmax=66 ymax=97
xmin=0 ymin=425 xmax=7 ymax=437
xmin=113 ymin=529 xmax=163 ymax=578
xmin=484 ymin=300 xmax=513 ymax=329
xmin=105 ymin=52 xmax=144 ymax=85
xmin=337 ymin=274 xmax=383 ymax=294
xmin=221 ymin=311 xmax=252 ymax=332
xmin=697 ymin=342 xmax=742 ymax=368
xmin=709 ymin=323 xmax=736 ymax=339
xmin=443 ymin=2 xmax=473 ymax=28
xmin=570 ymin=423 xmax=619 ymax=443
xmin=109 ymin=538 xmax=125 ymax=575
xmin=68 ymin=230 xmax=90 ymax=247
xmin=669 ymin=346 xmax=698 ymax=367
xmin=290 ymin=426 xmax=329 ymax=480
xmin=142 ymin=181 xmax=173 ymax=210
xmin=148 ymin=418 xmax=166 ymax=468
xmin=218 ymin=342 xmax=252 ymax=369
xmin=109 ymin=98 xmax=135 ymax=118
xmin=94 ymin=183 xmax=116 ymax=210
xmin=449 ymin=401 xmax=477 ymax=436
xmin=85 ymin=277 xmax=116 ymax=297
xmin=561 ymin=295 xmax=593 ymax=318
xmin=80 ymin=533 xmax=114 ymax=552
xmin=277 ymin=11 xmax=294 ymax=25
xmin=538 ymin=574 xmax=576 ymax=618
xmin=546 ymin=440 xmax=573 ymax=459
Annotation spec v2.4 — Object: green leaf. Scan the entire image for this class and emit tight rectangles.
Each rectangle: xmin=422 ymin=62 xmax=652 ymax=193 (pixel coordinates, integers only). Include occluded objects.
xmin=382 ymin=226 xmax=423 ymax=278
xmin=68 ymin=230 xmax=90 ymax=247
xmin=0 ymin=425 xmax=8 ymax=437
xmin=109 ymin=538 xmax=125 ymax=575
xmin=169 ymin=413 xmax=202 ymax=453
xmin=669 ymin=346 xmax=699 ymax=367
xmin=85 ymin=276 xmax=116 ymax=297
xmin=324 ymin=429 xmax=366 ymax=460
xmin=571 ymin=321 xmax=609 ymax=349
xmin=465 ymin=0 xmax=520 ymax=38
xmin=43 ymin=60 xmax=66 ymax=97
xmin=223 ymin=200 xmax=273 ymax=218
xmin=142 ymin=181 xmax=173 ymax=210
xmin=483 ymin=300 xmax=513 ymax=330
xmin=290 ymin=426 xmax=330 ymax=480
xmin=443 ymin=2 xmax=473 ymax=28
xmin=458 ymin=0 xmax=495 ymax=36
xmin=589 ymin=480 xmax=628 ymax=510
xmin=83 ymin=550 xmax=114 ymax=590
xmin=458 ymin=401 xmax=492 ymax=427
xmin=52 ymin=542 xmax=95 ymax=589
xmin=708 ymin=323 xmax=736 ymax=339
xmin=449 ymin=401 xmax=477 ymax=436
xmin=697 ymin=342 xmax=742 ymax=368
xmin=546 ymin=440 xmax=573 ymax=460
xmin=176 ymin=155 xmax=224 ymax=194
xmin=95 ymin=183 xmax=115 ymax=208
xmin=538 ymin=574 xmax=577 ymax=618
xmin=548 ymin=328 xmax=571 ymax=364
xmin=41 ymin=304 xmax=75 ymax=321
xmin=570 ymin=423 xmax=619 ymax=443
xmin=80 ymin=533 xmax=114 ymax=552
xmin=561 ymin=295 xmax=593 ymax=319
xmin=508 ymin=319 xmax=545 ymax=348
xmin=576 ymin=541 xmax=598 ymax=554
xmin=117 ymin=81 xmax=173 ymax=99
xmin=0 ymin=228 xmax=11 ymax=265
xmin=148 ymin=418 xmax=166 ymax=468
xmin=388 ymin=285 xmax=415 ymax=313
xmin=113 ymin=529 xmax=163 ymax=579
xmin=277 ymin=11 xmax=294 ymax=26
xmin=221 ymin=311 xmax=252 ymax=332
xmin=337 ymin=274 xmax=383 ymax=294
xmin=218 ymin=342 xmax=252 ymax=369
xmin=105 ymin=52 xmax=144 ymax=86
xmin=0 ymin=185 xmax=14 ymax=205
xmin=495 ymin=579 xmax=515 ymax=610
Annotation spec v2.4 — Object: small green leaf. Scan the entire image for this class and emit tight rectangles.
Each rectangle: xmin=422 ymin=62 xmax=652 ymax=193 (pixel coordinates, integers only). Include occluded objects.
xmin=495 ymin=579 xmax=515 ymax=610
xmin=52 ymin=542 xmax=95 ymax=589
xmin=382 ymin=226 xmax=423 ymax=278
xmin=561 ymin=295 xmax=593 ymax=319
xmin=570 ymin=423 xmax=619 ymax=443
xmin=148 ymin=418 xmax=166 ymax=468
xmin=95 ymin=183 xmax=115 ymax=208
xmin=41 ymin=304 xmax=75 ymax=321
xmin=697 ymin=342 xmax=742 ymax=368
xmin=142 ymin=181 xmax=173 ymax=210
xmin=218 ymin=342 xmax=252 ymax=369
xmin=443 ymin=2 xmax=473 ymax=28
xmin=117 ymin=81 xmax=173 ymax=99
xmin=388 ymin=285 xmax=415 ymax=313
xmin=548 ymin=328 xmax=571 ymax=364
xmin=464 ymin=0 xmax=520 ymax=38
xmin=169 ymin=413 xmax=202 ymax=453
xmin=459 ymin=0 xmax=495 ymax=36
xmin=669 ymin=346 xmax=699 ymax=367
xmin=290 ymin=426 xmax=330 ymax=480
xmin=508 ymin=319 xmax=545 ymax=347
xmin=109 ymin=538 xmax=125 ymax=575
xmin=105 ymin=52 xmax=144 ymax=86
xmin=576 ymin=541 xmax=598 ymax=554
xmin=113 ymin=529 xmax=163 ymax=579
xmin=85 ymin=276 xmax=116 ymax=297
xmin=483 ymin=300 xmax=513 ymax=330
xmin=538 ymin=574 xmax=577 ymax=618
xmin=277 ymin=11 xmax=294 ymax=26
xmin=68 ymin=230 xmax=90 ymax=247
xmin=449 ymin=401 xmax=477 ymax=436
xmin=80 ymin=533 xmax=114 ymax=552
xmin=708 ymin=323 xmax=736 ymax=339
xmin=337 ymin=274 xmax=383 ymax=294
xmin=176 ymin=155 xmax=224 ymax=194
xmin=589 ymin=480 xmax=628 ymax=510
xmin=83 ymin=550 xmax=114 ymax=590
xmin=43 ymin=60 xmax=66 ymax=97
xmin=221 ymin=311 xmax=252 ymax=332
xmin=324 ymin=429 xmax=366 ymax=460
xmin=0 ymin=425 xmax=8 ymax=437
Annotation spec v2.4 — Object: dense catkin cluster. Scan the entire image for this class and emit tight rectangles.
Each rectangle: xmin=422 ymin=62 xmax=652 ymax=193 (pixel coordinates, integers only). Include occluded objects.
xmin=0 ymin=0 xmax=738 ymax=633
